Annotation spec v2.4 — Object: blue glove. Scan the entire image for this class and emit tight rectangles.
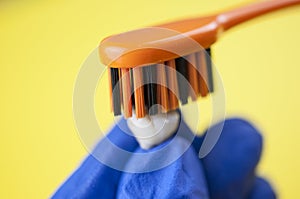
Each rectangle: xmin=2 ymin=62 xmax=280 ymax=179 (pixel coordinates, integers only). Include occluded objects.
xmin=52 ymin=119 xmax=139 ymax=198
xmin=52 ymin=118 xmax=276 ymax=199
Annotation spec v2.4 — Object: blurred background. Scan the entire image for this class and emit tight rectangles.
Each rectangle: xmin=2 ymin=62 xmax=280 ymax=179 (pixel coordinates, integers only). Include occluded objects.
xmin=1 ymin=0 xmax=299 ymax=198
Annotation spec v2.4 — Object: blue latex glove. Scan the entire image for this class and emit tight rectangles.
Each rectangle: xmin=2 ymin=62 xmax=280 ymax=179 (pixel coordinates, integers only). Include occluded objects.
xmin=52 ymin=118 xmax=276 ymax=199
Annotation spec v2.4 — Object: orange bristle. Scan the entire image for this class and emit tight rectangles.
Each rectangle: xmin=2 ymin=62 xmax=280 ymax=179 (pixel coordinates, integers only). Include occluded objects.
xmin=107 ymin=51 xmax=212 ymax=118
xmin=132 ymin=67 xmax=146 ymax=118
xmin=121 ymin=68 xmax=132 ymax=118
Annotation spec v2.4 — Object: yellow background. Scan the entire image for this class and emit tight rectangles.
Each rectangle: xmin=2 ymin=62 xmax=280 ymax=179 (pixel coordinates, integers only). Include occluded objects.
xmin=1 ymin=0 xmax=299 ymax=198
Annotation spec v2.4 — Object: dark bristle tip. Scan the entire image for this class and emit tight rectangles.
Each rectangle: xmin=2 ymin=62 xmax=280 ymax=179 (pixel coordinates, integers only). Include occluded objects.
xmin=142 ymin=68 xmax=150 ymax=109
xmin=205 ymin=48 xmax=211 ymax=57
xmin=110 ymin=68 xmax=122 ymax=116
xmin=130 ymin=69 xmax=135 ymax=109
xmin=205 ymin=48 xmax=214 ymax=92
xmin=175 ymin=57 xmax=189 ymax=105
xmin=143 ymin=65 xmax=157 ymax=114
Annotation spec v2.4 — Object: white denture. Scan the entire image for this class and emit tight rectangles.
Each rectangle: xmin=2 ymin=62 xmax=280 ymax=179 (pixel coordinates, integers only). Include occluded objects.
xmin=127 ymin=110 xmax=180 ymax=150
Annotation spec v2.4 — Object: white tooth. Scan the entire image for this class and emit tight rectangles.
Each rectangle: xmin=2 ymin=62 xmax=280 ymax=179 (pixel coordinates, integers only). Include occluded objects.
xmin=127 ymin=110 xmax=180 ymax=150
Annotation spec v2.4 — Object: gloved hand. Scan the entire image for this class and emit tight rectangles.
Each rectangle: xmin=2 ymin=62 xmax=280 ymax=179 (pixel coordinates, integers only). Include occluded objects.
xmin=52 ymin=117 xmax=276 ymax=199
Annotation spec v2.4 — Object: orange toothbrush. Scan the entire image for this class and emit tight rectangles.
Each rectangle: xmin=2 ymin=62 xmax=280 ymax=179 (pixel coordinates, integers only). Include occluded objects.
xmin=98 ymin=0 xmax=300 ymax=118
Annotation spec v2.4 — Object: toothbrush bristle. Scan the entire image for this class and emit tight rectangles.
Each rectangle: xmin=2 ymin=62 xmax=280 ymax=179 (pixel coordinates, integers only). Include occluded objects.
xmin=175 ymin=57 xmax=189 ymax=105
xmin=205 ymin=48 xmax=214 ymax=92
xmin=109 ymin=48 xmax=213 ymax=118
xmin=110 ymin=68 xmax=122 ymax=116
xmin=121 ymin=68 xmax=132 ymax=118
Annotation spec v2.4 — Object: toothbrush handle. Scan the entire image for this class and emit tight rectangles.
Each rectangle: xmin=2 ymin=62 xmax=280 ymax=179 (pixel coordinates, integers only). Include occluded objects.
xmin=217 ymin=0 xmax=300 ymax=31
xmin=99 ymin=0 xmax=300 ymax=67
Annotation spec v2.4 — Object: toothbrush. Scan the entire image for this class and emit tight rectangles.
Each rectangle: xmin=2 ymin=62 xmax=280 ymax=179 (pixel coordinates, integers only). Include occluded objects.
xmin=98 ymin=0 xmax=300 ymax=119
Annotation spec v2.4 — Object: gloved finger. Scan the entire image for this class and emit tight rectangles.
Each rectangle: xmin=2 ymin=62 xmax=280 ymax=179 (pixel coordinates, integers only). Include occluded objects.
xmin=193 ymin=118 xmax=263 ymax=199
xmin=247 ymin=177 xmax=276 ymax=199
xmin=52 ymin=118 xmax=138 ymax=199
xmin=117 ymin=136 xmax=209 ymax=199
